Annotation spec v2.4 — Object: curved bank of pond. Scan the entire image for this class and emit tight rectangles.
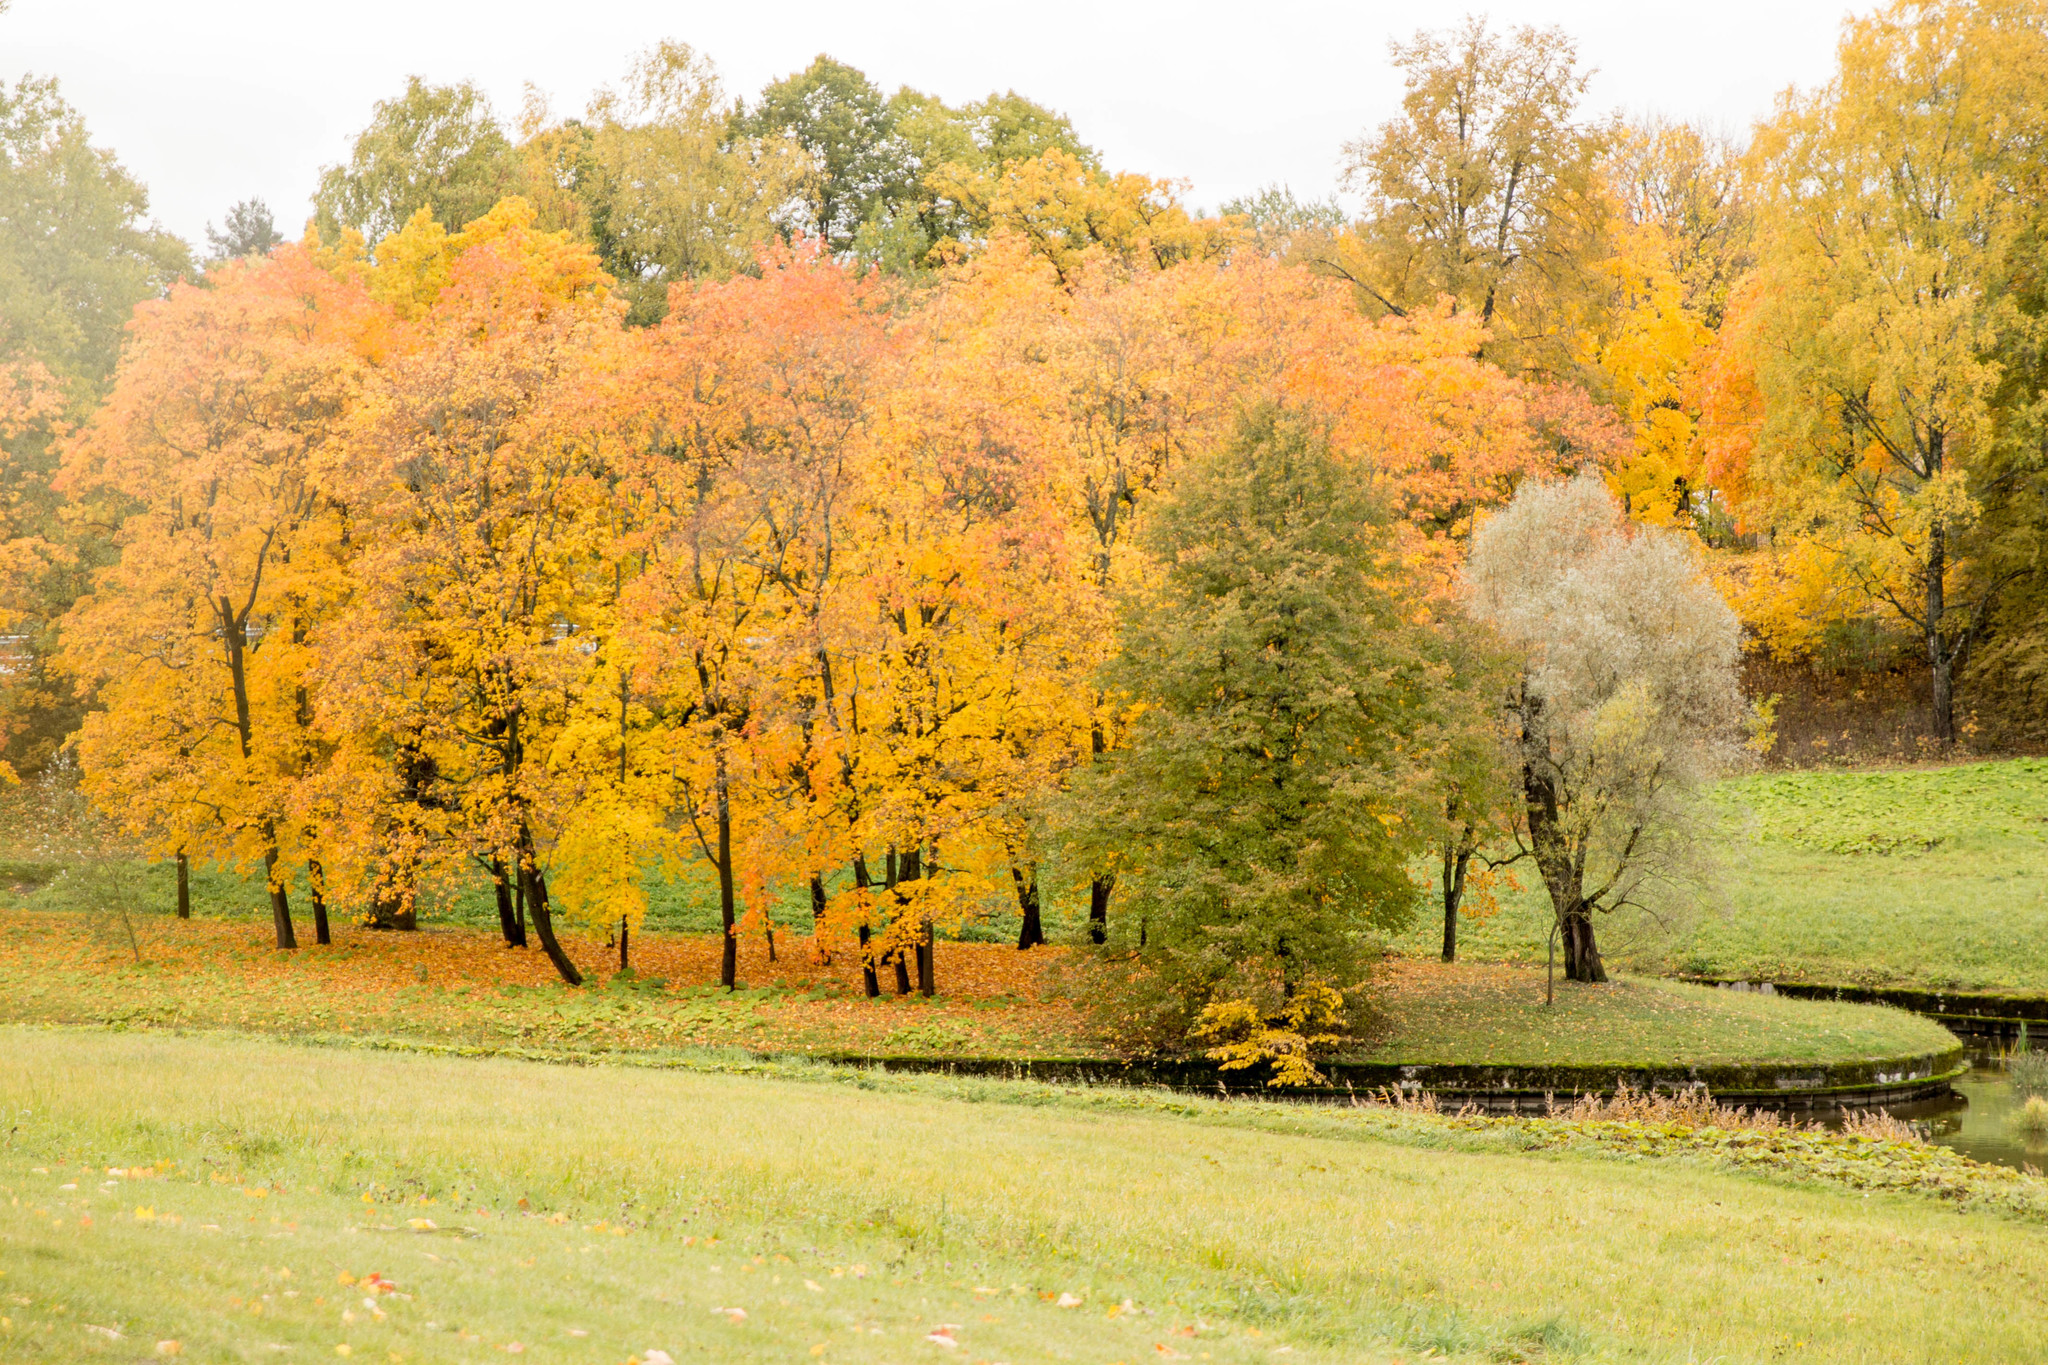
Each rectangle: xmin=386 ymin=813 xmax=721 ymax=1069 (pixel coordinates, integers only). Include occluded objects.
xmin=819 ymin=1044 xmax=1967 ymax=1113
xmin=1686 ymin=975 xmax=2048 ymax=1037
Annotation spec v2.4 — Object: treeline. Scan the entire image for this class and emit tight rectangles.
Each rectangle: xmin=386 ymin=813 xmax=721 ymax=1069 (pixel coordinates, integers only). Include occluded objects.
xmin=0 ymin=3 xmax=2045 ymax=1030
xmin=54 ymin=203 xmax=1620 ymax=993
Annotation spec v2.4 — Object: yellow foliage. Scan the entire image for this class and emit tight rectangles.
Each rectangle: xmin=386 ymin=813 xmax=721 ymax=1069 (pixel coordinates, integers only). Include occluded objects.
xmin=1193 ymin=983 xmax=1350 ymax=1088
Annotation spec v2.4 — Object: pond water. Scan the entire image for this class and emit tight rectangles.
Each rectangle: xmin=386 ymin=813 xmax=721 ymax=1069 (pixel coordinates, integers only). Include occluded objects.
xmin=1876 ymin=1045 xmax=2048 ymax=1172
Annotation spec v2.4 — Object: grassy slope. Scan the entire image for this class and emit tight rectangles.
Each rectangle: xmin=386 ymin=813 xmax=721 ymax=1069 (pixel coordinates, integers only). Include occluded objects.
xmin=0 ymin=911 xmax=1954 ymax=1071
xmin=2 ymin=1029 xmax=2044 ymax=1365
xmin=1400 ymin=757 xmax=2048 ymax=993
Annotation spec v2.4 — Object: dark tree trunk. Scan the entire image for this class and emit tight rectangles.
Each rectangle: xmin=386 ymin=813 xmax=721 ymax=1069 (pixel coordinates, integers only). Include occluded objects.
xmin=491 ymin=858 xmax=527 ymax=946
xmin=715 ymin=754 xmax=737 ymax=990
xmin=1927 ymin=520 xmax=1956 ymax=744
xmin=1012 ymin=863 xmax=1043 ymax=949
xmin=619 ymin=917 xmax=629 ymax=972
xmin=515 ymin=873 xmax=527 ymax=941
xmin=1520 ymin=686 xmax=1605 ymax=983
xmin=854 ymin=856 xmax=879 ymax=998
xmin=858 ymin=922 xmax=879 ymax=997
xmin=371 ymin=886 xmax=418 ymax=930
xmin=308 ymin=858 xmax=331 ymax=946
xmin=1441 ymin=839 xmax=1471 ymax=964
xmin=222 ymin=602 xmax=292 ymax=949
xmin=1087 ymin=874 xmax=1113 ymax=946
xmin=889 ymin=848 xmax=919 ymax=996
xmin=175 ymin=851 xmax=190 ymax=921
xmin=1560 ymin=905 xmax=1605 ymax=984
xmin=262 ymin=846 xmax=296 ymax=951
xmin=810 ymin=873 xmax=830 ymax=964
xmin=518 ymin=846 xmax=583 ymax=986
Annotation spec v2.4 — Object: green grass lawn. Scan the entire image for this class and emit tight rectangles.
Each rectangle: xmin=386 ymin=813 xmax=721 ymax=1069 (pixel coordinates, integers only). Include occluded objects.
xmin=1354 ymin=962 xmax=1957 ymax=1067
xmin=1403 ymin=757 xmax=2048 ymax=994
xmin=4 ymin=1029 xmax=2047 ymax=1365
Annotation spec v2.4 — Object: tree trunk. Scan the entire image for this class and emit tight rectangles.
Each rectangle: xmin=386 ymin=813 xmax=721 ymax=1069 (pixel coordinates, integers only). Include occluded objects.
xmin=715 ymin=753 xmax=737 ymax=990
xmin=889 ymin=847 xmax=919 ymax=996
xmin=368 ymin=874 xmax=418 ymax=931
xmin=262 ymin=845 xmax=296 ymax=950
xmin=1927 ymin=521 xmax=1956 ymax=744
xmin=491 ymin=858 xmax=527 ymax=946
xmin=223 ymin=603 xmax=292 ymax=949
xmin=518 ymin=842 xmax=583 ymax=986
xmin=515 ymin=873 xmax=527 ymax=941
xmin=619 ymin=916 xmax=629 ymax=973
xmin=175 ymin=851 xmax=190 ymax=921
xmin=1520 ymin=687 xmax=1605 ymax=983
xmin=1087 ymin=874 xmax=1113 ymax=946
xmin=1012 ymin=863 xmax=1044 ymax=949
xmin=809 ymin=873 xmax=830 ymax=964
xmin=854 ymin=856 xmax=879 ymax=998
xmin=1440 ymin=838 xmax=1470 ymax=963
xmin=308 ymin=858 xmax=331 ymax=946
xmin=1560 ymin=904 xmax=1605 ymax=984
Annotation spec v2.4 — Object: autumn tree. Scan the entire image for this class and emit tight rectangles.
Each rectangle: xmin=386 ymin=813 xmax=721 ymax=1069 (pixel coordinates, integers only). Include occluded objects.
xmin=323 ymin=208 xmax=615 ymax=982
xmin=1466 ymin=472 xmax=1745 ymax=982
xmin=1067 ymin=406 xmax=1444 ymax=1038
xmin=61 ymin=249 xmax=373 ymax=949
xmin=1334 ymin=17 xmax=1609 ymax=378
xmin=1734 ymin=0 xmax=2048 ymax=743
xmin=0 ymin=75 xmax=189 ymax=773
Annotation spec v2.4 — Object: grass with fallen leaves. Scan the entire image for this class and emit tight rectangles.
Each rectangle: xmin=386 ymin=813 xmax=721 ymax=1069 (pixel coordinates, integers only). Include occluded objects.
xmin=0 ymin=910 xmax=1954 ymax=1071
xmin=2 ymin=1028 xmax=2045 ymax=1364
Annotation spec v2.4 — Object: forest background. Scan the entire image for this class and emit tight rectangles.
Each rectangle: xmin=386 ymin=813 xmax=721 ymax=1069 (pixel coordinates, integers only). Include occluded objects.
xmin=2 ymin=0 xmax=2046 ymax=1041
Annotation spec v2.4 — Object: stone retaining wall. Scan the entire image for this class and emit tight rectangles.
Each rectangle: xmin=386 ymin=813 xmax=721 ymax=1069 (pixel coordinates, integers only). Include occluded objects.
xmin=816 ymin=1044 xmax=1967 ymax=1112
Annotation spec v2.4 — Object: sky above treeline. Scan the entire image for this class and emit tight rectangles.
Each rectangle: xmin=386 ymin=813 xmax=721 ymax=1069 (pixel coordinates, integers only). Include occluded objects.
xmin=5 ymin=0 xmax=1850 ymax=248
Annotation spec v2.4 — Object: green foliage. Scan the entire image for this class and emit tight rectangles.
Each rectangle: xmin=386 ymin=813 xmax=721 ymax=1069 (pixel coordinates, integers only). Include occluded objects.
xmin=312 ymin=77 xmax=522 ymax=243
xmin=1067 ymin=407 xmax=1442 ymax=1016
xmin=732 ymin=54 xmax=1095 ymax=270
xmin=202 ymin=197 xmax=283 ymax=265
xmin=731 ymin=55 xmax=913 ymax=256
xmin=0 ymin=71 xmax=190 ymax=771
xmin=2013 ymin=1023 xmax=2048 ymax=1101
xmin=0 ymin=76 xmax=190 ymax=403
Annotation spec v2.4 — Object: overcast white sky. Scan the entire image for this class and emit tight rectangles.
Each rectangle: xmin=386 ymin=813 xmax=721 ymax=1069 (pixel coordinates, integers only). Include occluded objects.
xmin=4 ymin=0 xmax=1855 ymax=248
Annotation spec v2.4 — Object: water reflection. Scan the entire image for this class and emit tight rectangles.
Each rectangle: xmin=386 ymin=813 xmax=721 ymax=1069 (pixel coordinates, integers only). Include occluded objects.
xmin=1871 ymin=1045 xmax=2048 ymax=1173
